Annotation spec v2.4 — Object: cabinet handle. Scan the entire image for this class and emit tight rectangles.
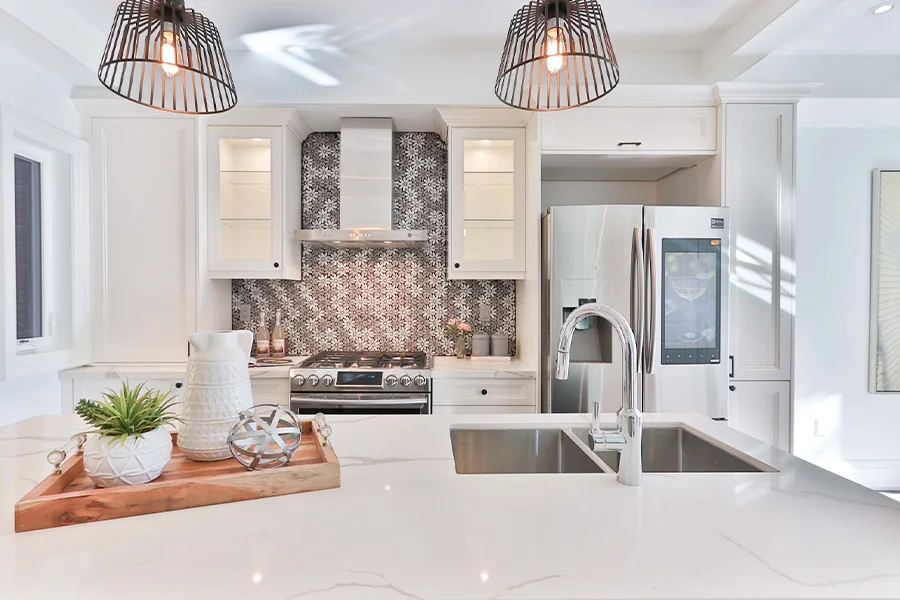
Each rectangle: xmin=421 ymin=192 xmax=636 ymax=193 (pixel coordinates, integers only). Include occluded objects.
xmin=729 ymin=385 xmax=736 ymax=392
xmin=617 ymin=141 xmax=643 ymax=147
xmin=454 ymin=263 xmax=460 ymax=269
xmin=481 ymin=389 xmax=488 ymax=396
xmin=729 ymin=355 xmax=735 ymax=378
xmin=274 ymin=262 xmax=280 ymax=268
xmin=175 ymin=382 xmax=184 ymax=389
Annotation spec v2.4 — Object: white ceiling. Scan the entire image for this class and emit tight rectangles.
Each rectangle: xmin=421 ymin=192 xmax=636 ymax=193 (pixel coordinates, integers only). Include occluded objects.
xmin=3 ymin=0 xmax=899 ymax=104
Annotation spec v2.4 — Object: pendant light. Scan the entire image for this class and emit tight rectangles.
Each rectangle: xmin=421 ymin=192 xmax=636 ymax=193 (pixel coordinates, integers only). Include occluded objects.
xmin=495 ymin=0 xmax=619 ymax=111
xmin=98 ymin=0 xmax=237 ymax=114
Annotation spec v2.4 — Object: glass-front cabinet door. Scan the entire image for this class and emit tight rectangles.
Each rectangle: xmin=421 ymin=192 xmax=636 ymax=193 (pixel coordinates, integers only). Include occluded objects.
xmin=449 ymin=128 xmax=526 ymax=279
xmin=208 ymin=126 xmax=283 ymax=275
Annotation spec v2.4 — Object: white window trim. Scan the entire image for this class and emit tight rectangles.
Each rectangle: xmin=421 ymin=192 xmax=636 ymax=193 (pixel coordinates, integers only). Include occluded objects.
xmin=0 ymin=104 xmax=89 ymax=381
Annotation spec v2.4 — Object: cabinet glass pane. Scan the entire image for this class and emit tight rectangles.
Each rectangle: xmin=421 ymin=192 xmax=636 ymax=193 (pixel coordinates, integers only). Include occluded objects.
xmin=462 ymin=140 xmax=515 ymax=261
xmin=219 ymin=138 xmax=272 ymax=261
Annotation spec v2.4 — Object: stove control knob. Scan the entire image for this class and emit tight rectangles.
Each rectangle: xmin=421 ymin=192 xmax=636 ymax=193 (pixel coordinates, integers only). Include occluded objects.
xmin=385 ymin=375 xmax=398 ymax=387
xmin=322 ymin=375 xmax=334 ymax=387
xmin=293 ymin=375 xmax=306 ymax=387
xmin=414 ymin=375 xmax=427 ymax=387
xmin=308 ymin=375 xmax=320 ymax=387
xmin=400 ymin=375 xmax=412 ymax=387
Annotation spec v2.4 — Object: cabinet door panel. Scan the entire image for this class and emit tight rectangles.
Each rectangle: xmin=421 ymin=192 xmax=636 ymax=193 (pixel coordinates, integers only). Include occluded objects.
xmin=725 ymin=105 xmax=794 ymax=380
xmin=92 ymin=119 xmax=196 ymax=363
xmin=728 ymin=380 xmax=791 ymax=451
xmin=449 ymin=128 xmax=526 ymax=279
xmin=208 ymin=127 xmax=283 ymax=274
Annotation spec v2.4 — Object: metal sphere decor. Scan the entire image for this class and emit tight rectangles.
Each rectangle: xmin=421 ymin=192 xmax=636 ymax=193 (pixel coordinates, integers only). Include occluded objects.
xmin=227 ymin=405 xmax=302 ymax=470
xmin=495 ymin=0 xmax=620 ymax=111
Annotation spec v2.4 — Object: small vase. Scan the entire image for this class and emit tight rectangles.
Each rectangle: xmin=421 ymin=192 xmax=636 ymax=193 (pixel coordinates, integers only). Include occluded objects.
xmin=455 ymin=336 xmax=467 ymax=360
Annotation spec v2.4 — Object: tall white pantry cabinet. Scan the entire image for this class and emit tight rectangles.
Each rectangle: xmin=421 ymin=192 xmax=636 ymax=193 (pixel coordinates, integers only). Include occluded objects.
xmin=715 ymin=89 xmax=803 ymax=452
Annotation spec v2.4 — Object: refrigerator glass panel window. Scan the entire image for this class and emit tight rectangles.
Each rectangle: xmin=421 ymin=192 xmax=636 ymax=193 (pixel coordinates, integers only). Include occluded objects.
xmin=462 ymin=140 xmax=515 ymax=261
xmin=661 ymin=239 xmax=722 ymax=365
xmin=218 ymin=138 xmax=273 ymax=261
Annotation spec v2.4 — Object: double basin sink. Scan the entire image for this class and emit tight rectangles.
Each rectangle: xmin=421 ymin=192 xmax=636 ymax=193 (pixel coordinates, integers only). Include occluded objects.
xmin=450 ymin=426 xmax=772 ymax=475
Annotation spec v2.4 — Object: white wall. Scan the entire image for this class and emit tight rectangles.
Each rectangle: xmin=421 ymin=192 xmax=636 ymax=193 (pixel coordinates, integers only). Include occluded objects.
xmin=0 ymin=41 xmax=80 ymax=426
xmin=794 ymin=99 xmax=900 ymax=489
xmin=541 ymin=181 xmax=658 ymax=210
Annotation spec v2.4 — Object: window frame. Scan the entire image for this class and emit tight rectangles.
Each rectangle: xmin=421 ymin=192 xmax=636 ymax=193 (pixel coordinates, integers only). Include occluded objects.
xmin=0 ymin=104 xmax=89 ymax=381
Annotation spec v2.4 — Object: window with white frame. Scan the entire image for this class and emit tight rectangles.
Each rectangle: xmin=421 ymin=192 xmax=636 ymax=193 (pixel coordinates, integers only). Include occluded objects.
xmin=1 ymin=105 xmax=88 ymax=380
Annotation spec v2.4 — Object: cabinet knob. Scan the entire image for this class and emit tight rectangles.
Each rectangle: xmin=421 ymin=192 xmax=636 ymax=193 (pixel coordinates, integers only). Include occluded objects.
xmin=175 ymin=382 xmax=183 ymax=389
xmin=274 ymin=262 xmax=280 ymax=268
xmin=481 ymin=389 xmax=488 ymax=396
xmin=729 ymin=385 xmax=736 ymax=392
xmin=454 ymin=263 xmax=460 ymax=269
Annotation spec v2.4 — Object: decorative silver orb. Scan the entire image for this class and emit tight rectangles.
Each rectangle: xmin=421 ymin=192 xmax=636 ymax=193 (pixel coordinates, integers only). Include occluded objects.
xmin=227 ymin=405 xmax=302 ymax=470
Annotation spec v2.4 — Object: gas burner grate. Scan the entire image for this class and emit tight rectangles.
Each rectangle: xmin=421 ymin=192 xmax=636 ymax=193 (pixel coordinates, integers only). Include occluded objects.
xmin=301 ymin=351 xmax=428 ymax=370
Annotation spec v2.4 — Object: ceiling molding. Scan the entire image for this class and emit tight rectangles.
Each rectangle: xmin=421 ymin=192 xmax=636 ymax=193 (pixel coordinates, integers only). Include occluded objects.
xmin=434 ymin=106 xmax=532 ymax=139
xmin=714 ymin=82 xmax=821 ymax=104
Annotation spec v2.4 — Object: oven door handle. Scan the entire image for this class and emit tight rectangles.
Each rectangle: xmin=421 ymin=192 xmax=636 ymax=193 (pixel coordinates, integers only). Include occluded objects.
xmin=290 ymin=396 xmax=429 ymax=408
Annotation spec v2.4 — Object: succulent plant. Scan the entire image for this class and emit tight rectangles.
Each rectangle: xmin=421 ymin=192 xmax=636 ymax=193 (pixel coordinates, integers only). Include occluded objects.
xmin=75 ymin=380 xmax=181 ymax=443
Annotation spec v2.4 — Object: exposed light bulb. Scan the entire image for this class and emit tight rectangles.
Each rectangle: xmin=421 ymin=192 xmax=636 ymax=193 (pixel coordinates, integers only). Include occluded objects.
xmin=161 ymin=30 xmax=180 ymax=78
xmin=545 ymin=27 xmax=565 ymax=74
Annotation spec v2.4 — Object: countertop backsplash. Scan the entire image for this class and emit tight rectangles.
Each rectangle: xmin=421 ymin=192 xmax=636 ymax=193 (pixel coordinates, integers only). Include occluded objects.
xmin=232 ymin=132 xmax=517 ymax=356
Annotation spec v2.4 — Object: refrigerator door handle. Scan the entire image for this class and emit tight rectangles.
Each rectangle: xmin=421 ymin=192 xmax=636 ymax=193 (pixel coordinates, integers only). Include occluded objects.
xmin=645 ymin=227 xmax=657 ymax=374
xmin=631 ymin=227 xmax=645 ymax=370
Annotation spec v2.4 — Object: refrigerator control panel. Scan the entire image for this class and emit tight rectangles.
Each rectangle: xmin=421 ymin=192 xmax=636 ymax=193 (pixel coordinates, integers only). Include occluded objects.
xmin=660 ymin=238 xmax=722 ymax=365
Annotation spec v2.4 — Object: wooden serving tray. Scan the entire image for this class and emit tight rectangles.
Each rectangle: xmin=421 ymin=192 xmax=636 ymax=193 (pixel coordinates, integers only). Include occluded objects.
xmin=15 ymin=419 xmax=339 ymax=533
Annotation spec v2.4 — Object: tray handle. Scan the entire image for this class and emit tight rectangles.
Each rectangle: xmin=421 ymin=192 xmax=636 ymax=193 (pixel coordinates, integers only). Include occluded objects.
xmin=47 ymin=434 xmax=87 ymax=475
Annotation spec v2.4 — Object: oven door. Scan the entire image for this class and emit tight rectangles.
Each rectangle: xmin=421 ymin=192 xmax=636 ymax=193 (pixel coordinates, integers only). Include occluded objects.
xmin=290 ymin=393 xmax=431 ymax=415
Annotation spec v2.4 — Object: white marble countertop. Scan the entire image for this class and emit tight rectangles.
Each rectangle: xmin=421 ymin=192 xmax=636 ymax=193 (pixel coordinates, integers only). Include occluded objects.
xmin=61 ymin=357 xmax=537 ymax=382
xmin=59 ymin=360 xmax=307 ymax=381
xmin=3 ymin=413 xmax=900 ymax=600
xmin=431 ymin=357 xmax=536 ymax=379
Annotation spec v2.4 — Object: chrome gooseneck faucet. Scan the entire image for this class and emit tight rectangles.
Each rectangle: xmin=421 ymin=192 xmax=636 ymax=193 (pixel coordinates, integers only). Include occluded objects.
xmin=555 ymin=303 xmax=643 ymax=486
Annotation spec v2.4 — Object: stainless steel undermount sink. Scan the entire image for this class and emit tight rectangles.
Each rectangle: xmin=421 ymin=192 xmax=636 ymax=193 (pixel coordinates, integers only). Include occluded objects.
xmin=586 ymin=427 xmax=770 ymax=473
xmin=450 ymin=428 xmax=605 ymax=474
xmin=450 ymin=426 xmax=772 ymax=475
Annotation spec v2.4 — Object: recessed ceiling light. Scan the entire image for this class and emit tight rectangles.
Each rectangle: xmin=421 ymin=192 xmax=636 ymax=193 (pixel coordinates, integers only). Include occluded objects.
xmin=872 ymin=3 xmax=894 ymax=14
xmin=252 ymin=137 xmax=263 ymax=142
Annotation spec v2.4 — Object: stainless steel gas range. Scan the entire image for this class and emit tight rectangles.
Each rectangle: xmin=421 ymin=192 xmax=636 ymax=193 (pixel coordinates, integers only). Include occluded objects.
xmin=289 ymin=351 xmax=432 ymax=415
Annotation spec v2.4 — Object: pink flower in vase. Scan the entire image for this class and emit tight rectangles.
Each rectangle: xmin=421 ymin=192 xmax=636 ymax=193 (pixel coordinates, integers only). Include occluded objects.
xmin=459 ymin=323 xmax=472 ymax=332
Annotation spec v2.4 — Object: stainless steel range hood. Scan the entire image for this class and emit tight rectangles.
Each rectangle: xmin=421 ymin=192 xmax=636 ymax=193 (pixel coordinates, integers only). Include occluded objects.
xmin=295 ymin=118 xmax=428 ymax=249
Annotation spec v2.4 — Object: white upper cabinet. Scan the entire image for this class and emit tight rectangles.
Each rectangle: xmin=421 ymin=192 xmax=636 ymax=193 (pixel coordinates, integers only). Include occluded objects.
xmin=723 ymin=104 xmax=795 ymax=381
xmin=207 ymin=125 xmax=301 ymax=280
xmin=541 ymin=107 xmax=717 ymax=154
xmin=92 ymin=118 xmax=199 ymax=363
xmin=448 ymin=128 xmax=527 ymax=280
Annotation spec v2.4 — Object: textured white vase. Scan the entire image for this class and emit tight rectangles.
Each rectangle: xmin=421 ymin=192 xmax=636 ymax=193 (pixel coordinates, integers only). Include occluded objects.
xmin=178 ymin=330 xmax=254 ymax=461
xmin=83 ymin=426 xmax=173 ymax=488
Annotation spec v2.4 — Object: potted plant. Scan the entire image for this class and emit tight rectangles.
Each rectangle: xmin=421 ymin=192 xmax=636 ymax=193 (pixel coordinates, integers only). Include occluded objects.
xmin=75 ymin=381 xmax=181 ymax=488
xmin=443 ymin=318 xmax=472 ymax=359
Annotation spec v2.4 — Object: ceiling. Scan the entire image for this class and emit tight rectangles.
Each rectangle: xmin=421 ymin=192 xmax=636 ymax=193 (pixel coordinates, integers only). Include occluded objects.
xmin=2 ymin=0 xmax=899 ymax=104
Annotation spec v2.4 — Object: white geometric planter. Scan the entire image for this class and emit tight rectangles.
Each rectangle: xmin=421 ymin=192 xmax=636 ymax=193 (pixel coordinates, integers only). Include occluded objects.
xmin=178 ymin=330 xmax=254 ymax=461
xmin=82 ymin=426 xmax=173 ymax=488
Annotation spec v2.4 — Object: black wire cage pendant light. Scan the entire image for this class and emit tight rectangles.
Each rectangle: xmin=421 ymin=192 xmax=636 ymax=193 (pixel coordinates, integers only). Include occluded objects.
xmin=98 ymin=0 xmax=237 ymax=114
xmin=495 ymin=0 xmax=619 ymax=111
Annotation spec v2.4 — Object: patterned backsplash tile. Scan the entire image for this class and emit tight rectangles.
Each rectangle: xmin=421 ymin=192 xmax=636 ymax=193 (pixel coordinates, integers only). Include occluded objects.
xmin=231 ymin=132 xmax=517 ymax=356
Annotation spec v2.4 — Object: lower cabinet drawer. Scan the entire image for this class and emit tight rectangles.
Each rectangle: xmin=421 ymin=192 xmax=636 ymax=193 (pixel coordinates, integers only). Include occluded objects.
xmin=433 ymin=379 xmax=536 ymax=407
xmin=432 ymin=405 xmax=536 ymax=415
xmin=251 ymin=378 xmax=290 ymax=408
xmin=64 ymin=376 xmax=186 ymax=414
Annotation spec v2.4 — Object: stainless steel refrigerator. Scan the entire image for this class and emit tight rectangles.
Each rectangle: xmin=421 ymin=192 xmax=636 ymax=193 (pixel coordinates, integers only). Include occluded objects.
xmin=542 ymin=205 xmax=730 ymax=418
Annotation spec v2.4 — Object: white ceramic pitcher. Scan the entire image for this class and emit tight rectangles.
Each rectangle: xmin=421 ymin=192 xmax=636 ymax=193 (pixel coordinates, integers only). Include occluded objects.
xmin=178 ymin=330 xmax=254 ymax=461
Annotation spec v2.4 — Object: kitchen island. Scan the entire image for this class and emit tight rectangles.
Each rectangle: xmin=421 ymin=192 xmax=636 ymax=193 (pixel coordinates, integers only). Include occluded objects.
xmin=2 ymin=413 xmax=900 ymax=600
